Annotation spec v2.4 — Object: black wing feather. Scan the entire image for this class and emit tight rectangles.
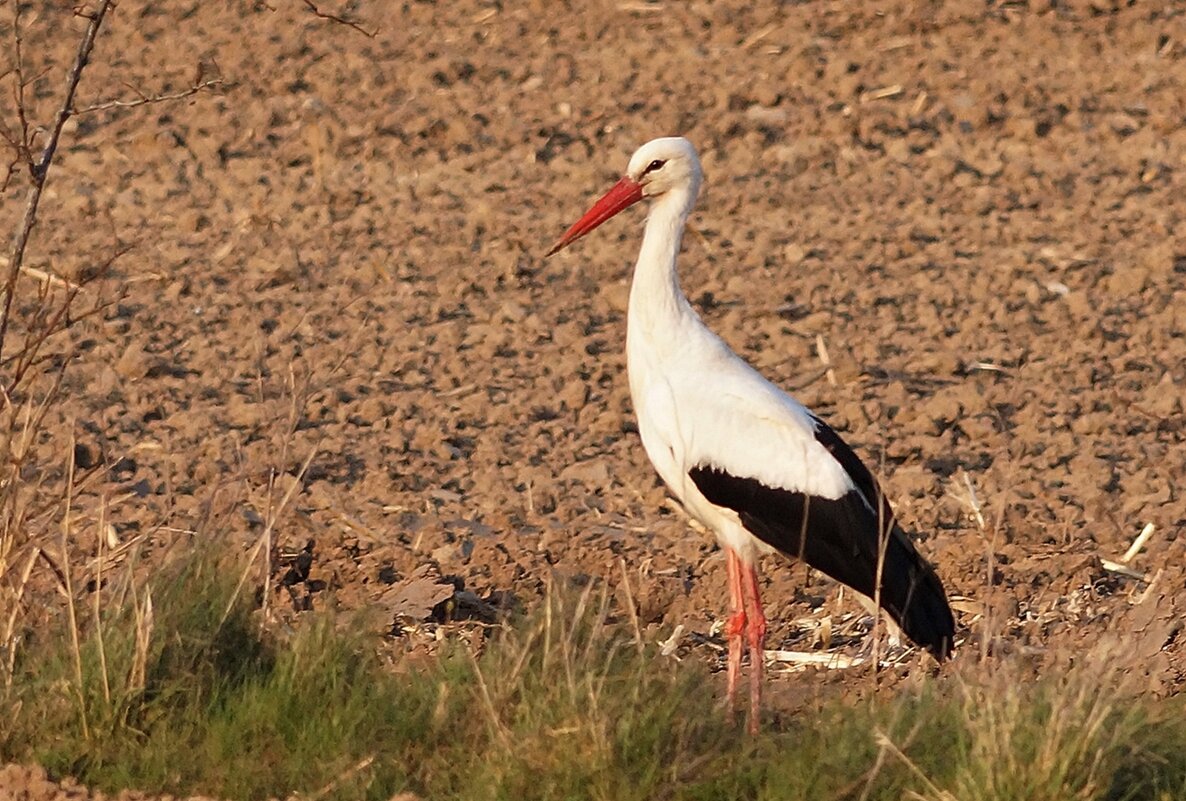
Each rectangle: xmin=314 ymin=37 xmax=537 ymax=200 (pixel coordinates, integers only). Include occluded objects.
xmin=688 ymin=418 xmax=955 ymax=660
xmin=809 ymin=413 xmax=887 ymax=520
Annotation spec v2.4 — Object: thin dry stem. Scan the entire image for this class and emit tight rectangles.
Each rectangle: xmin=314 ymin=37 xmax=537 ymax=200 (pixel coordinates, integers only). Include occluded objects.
xmin=471 ymin=653 xmax=512 ymax=748
xmin=71 ymin=78 xmax=229 ymax=115
xmin=128 ymin=583 xmax=153 ymax=697
xmin=874 ymin=728 xmax=953 ymax=800
xmin=260 ymin=362 xmax=309 ymax=619
xmin=617 ymin=557 xmax=645 ymax=655
xmin=220 ymin=445 xmax=318 ymax=631
xmin=1 ymin=545 xmax=38 ymax=690
xmin=61 ymin=434 xmax=89 ymax=740
xmin=541 ymin=575 xmax=554 ymax=676
xmin=849 ymin=717 xmax=929 ymax=801
xmin=871 ymin=481 xmax=889 ymax=672
xmin=93 ymin=491 xmax=110 ymax=705
xmin=815 ymin=333 xmax=837 ymax=386
xmin=560 ymin=581 xmax=597 ymax=695
xmin=978 ymin=462 xmax=1016 ymax=663
xmin=301 ymin=0 xmax=378 ymax=37
xmin=7 ymin=2 xmax=33 ymax=170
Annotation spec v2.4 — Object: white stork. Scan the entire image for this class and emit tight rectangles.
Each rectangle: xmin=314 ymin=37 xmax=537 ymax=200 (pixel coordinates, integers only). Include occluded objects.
xmin=546 ymin=136 xmax=954 ymax=733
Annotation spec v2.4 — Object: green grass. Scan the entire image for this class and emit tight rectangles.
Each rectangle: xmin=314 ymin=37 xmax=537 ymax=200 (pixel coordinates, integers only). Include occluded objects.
xmin=2 ymin=556 xmax=1184 ymax=801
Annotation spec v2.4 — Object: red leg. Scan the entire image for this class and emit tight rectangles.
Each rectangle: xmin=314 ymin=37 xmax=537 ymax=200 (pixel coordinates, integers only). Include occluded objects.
xmin=725 ymin=548 xmax=746 ymax=724
xmin=740 ymin=561 xmax=767 ymax=735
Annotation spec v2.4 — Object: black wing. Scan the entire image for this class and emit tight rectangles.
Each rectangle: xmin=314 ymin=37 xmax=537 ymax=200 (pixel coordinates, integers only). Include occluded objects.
xmin=688 ymin=417 xmax=954 ymax=660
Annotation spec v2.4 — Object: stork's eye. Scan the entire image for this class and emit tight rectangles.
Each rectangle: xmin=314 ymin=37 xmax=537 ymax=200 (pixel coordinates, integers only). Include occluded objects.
xmin=643 ymin=159 xmax=666 ymax=175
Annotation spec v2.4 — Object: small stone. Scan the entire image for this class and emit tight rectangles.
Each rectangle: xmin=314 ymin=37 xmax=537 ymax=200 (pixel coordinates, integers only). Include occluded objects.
xmin=1144 ymin=374 xmax=1182 ymax=417
xmin=115 ymin=343 xmax=150 ymax=380
xmin=1108 ymin=113 xmax=1140 ymax=137
xmin=783 ymin=243 xmax=807 ymax=265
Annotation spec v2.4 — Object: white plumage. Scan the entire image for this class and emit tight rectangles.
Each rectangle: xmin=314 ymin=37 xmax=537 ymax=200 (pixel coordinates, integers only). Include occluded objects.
xmin=548 ymin=136 xmax=954 ymax=733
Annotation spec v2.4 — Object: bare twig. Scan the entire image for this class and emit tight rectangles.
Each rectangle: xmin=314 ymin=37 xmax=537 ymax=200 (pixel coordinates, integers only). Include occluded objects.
xmin=0 ymin=153 xmax=18 ymax=192
xmin=71 ymin=78 xmax=230 ymax=115
xmin=1 ymin=243 xmax=127 ymax=389
xmin=8 ymin=2 xmax=34 ymax=171
xmin=0 ymin=257 xmax=84 ymax=292
xmin=0 ymin=0 xmax=114 ymax=369
xmin=301 ymin=0 xmax=378 ymax=37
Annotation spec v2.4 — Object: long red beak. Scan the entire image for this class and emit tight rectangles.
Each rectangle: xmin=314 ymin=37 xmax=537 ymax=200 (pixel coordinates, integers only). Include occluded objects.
xmin=545 ymin=176 xmax=644 ymax=257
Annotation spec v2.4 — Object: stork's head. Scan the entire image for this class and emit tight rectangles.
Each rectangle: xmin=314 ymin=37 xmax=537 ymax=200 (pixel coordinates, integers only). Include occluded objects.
xmin=546 ymin=136 xmax=702 ymax=256
xmin=625 ymin=136 xmax=702 ymax=199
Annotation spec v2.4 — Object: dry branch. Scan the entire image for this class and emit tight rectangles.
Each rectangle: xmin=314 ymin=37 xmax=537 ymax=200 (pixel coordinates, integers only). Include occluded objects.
xmin=0 ymin=0 xmax=114 ymax=369
xmin=0 ymin=4 xmax=222 ymax=374
xmin=6 ymin=2 xmax=34 ymax=172
xmin=301 ymin=0 xmax=377 ymax=37
xmin=0 ymin=255 xmax=83 ymax=291
xmin=71 ymin=77 xmax=230 ymax=115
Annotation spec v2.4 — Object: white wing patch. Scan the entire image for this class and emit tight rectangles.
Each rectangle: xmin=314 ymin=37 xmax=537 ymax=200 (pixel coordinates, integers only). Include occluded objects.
xmin=633 ymin=332 xmax=856 ymax=504
xmin=682 ymin=383 xmax=854 ymax=500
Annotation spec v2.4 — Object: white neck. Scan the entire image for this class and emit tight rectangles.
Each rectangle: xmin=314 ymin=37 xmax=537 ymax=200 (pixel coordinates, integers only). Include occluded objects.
xmin=627 ymin=186 xmax=698 ymax=335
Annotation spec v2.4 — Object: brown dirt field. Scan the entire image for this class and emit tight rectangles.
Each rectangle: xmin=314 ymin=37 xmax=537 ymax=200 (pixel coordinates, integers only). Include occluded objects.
xmin=2 ymin=0 xmax=1185 ymax=797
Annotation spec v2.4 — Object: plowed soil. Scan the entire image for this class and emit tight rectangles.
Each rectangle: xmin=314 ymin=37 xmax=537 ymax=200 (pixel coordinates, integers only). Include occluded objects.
xmin=3 ymin=0 xmax=1185 ymax=797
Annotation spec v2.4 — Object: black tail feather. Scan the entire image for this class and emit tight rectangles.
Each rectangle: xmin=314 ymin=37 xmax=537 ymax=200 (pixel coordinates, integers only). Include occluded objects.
xmin=876 ymin=527 xmax=954 ymax=660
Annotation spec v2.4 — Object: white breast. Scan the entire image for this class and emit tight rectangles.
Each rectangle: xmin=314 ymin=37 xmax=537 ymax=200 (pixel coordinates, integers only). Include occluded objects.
xmin=627 ymin=319 xmax=855 ymax=557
